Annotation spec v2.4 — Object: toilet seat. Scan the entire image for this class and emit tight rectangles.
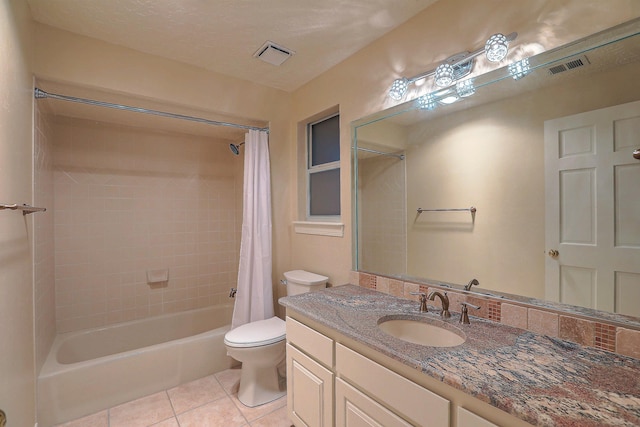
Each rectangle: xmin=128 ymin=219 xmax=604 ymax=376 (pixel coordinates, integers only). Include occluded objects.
xmin=224 ymin=316 xmax=286 ymax=348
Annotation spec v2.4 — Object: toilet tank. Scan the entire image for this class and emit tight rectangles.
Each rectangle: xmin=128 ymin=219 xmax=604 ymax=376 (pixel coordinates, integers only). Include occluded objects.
xmin=284 ymin=270 xmax=328 ymax=296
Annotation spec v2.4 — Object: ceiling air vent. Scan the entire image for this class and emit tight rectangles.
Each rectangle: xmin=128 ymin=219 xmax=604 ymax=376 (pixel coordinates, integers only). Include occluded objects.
xmin=548 ymin=55 xmax=591 ymax=75
xmin=253 ymin=41 xmax=295 ymax=66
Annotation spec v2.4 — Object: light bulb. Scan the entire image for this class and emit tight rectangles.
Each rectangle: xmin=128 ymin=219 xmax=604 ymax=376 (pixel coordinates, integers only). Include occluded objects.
xmin=417 ymin=93 xmax=437 ymax=110
xmin=508 ymin=57 xmax=530 ymax=80
xmin=456 ymin=79 xmax=475 ymax=97
xmin=485 ymin=33 xmax=509 ymax=62
xmin=434 ymin=64 xmax=454 ymax=87
xmin=388 ymin=78 xmax=409 ymax=100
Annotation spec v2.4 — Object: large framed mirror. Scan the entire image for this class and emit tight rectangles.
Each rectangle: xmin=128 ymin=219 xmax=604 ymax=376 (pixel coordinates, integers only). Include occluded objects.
xmin=352 ymin=18 xmax=640 ymax=324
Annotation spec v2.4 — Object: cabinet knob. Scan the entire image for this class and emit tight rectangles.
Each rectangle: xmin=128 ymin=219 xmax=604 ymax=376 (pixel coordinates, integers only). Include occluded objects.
xmin=634 ymin=148 xmax=640 ymax=160
xmin=548 ymin=249 xmax=559 ymax=258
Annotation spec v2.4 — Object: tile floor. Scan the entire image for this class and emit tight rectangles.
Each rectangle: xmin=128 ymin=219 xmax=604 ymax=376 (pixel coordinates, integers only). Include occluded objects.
xmin=55 ymin=367 xmax=293 ymax=427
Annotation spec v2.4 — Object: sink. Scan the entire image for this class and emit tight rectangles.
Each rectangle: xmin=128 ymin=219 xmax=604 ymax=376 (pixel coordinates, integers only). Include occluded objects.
xmin=378 ymin=317 xmax=466 ymax=347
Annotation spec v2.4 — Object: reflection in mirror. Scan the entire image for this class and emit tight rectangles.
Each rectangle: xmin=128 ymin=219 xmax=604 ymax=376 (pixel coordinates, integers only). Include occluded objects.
xmin=353 ymin=18 xmax=640 ymax=323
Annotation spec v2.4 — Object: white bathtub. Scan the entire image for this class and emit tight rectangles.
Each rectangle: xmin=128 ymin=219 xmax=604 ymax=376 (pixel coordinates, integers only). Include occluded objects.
xmin=38 ymin=305 xmax=235 ymax=427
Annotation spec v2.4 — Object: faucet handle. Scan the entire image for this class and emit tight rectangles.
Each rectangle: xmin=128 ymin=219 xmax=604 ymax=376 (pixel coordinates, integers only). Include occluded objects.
xmin=410 ymin=292 xmax=428 ymax=312
xmin=459 ymin=302 xmax=480 ymax=324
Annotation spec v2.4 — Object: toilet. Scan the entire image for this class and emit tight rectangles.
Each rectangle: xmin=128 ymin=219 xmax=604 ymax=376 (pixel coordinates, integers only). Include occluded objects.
xmin=224 ymin=269 xmax=328 ymax=407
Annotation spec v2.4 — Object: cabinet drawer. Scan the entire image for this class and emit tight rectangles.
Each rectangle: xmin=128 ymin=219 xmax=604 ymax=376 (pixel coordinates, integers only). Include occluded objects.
xmin=287 ymin=316 xmax=334 ymax=367
xmin=457 ymin=407 xmax=499 ymax=427
xmin=336 ymin=378 xmax=413 ymax=427
xmin=336 ymin=343 xmax=449 ymax=427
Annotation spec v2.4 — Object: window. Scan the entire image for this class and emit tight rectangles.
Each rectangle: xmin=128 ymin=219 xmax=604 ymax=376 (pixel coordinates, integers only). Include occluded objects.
xmin=307 ymin=114 xmax=340 ymax=218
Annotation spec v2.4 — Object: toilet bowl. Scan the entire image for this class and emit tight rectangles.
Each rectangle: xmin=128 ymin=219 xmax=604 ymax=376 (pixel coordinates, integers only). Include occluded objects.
xmin=224 ymin=270 xmax=328 ymax=407
xmin=224 ymin=317 xmax=286 ymax=407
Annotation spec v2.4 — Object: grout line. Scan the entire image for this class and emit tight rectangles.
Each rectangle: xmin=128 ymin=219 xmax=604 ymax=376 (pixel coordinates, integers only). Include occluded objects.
xmin=165 ymin=389 xmax=179 ymax=424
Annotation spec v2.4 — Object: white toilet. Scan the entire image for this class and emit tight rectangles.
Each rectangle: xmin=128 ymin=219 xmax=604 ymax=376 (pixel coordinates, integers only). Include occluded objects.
xmin=224 ymin=269 xmax=328 ymax=407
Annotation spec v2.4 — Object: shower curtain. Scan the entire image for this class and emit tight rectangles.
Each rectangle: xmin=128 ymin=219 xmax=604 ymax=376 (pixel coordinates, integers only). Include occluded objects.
xmin=231 ymin=130 xmax=274 ymax=329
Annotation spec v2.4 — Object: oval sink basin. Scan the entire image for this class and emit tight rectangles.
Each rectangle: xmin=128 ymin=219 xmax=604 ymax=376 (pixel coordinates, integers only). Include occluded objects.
xmin=378 ymin=318 xmax=466 ymax=347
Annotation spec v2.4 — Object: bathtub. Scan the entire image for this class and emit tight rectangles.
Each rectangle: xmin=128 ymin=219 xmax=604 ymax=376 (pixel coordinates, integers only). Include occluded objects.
xmin=38 ymin=304 xmax=235 ymax=427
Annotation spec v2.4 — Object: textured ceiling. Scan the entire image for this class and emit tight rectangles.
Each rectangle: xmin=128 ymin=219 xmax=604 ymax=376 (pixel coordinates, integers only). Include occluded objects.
xmin=27 ymin=0 xmax=439 ymax=92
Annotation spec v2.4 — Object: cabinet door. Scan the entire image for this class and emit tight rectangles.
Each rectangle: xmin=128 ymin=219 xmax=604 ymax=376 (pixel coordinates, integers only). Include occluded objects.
xmin=457 ymin=407 xmax=499 ymax=427
xmin=336 ymin=344 xmax=449 ymax=427
xmin=287 ymin=343 xmax=334 ymax=427
xmin=336 ymin=378 xmax=413 ymax=427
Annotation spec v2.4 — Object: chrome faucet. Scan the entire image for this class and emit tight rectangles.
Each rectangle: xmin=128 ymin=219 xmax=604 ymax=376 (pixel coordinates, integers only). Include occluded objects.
xmin=427 ymin=291 xmax=451 ymax=318
xmin=410 ymin=292 xmax=428 ymax=312
xmin=459 ymin=302 xmax=481 ymax=324
xmin=464 ymin=278 xmax=479 ymax=291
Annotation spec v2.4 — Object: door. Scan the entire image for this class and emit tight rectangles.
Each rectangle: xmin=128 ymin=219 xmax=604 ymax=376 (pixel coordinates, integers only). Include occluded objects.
xmin=545 ymin=100 xmax=640 ymax=315
xmin=287 ymin=343 xmax=334 ymax=427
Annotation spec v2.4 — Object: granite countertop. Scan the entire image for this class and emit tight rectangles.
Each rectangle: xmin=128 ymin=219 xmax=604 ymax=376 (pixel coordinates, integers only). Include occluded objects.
xmin=280 ymin=284 xmax=640 ymax=427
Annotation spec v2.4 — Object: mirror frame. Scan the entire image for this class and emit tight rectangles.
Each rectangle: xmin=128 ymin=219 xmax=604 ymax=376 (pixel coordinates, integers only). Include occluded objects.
xmin=351 ymin=17 xmax=640 ymax=328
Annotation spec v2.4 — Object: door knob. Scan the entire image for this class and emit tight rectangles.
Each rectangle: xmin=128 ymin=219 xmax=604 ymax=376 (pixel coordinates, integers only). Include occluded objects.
xmin=633 ymin=148 xmax=640 ymax=160
xmin=548 ymin=249 xmax=559 ymax=258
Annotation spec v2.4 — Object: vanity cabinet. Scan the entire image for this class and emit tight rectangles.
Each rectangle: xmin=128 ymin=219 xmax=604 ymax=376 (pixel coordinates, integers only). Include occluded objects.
xmin=286 ymin=317 xmax=334 ymax=427
xmin=286 ymin=314 xmax=531 ymax=427
xmin=336 ymin=343 xmax=449 ymax=427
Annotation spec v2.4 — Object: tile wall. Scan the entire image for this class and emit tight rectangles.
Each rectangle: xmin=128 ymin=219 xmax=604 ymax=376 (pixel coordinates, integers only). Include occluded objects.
xmin=52 ymin=117 xmax=242 ymax=333
xmin=353 ymin=271 xmax=640 ymax=360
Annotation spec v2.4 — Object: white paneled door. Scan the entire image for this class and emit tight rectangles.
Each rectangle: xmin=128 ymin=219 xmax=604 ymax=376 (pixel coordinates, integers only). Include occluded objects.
xmin=545 ymin=100 xmax=640 ymax=316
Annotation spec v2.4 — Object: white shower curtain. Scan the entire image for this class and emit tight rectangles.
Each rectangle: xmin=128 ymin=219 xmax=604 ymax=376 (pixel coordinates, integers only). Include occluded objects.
xmin=231 ymin=129 xmax=274 ymax=329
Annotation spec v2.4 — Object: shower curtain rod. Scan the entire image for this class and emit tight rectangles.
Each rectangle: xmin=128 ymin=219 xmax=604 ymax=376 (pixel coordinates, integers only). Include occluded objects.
xmin=34 ymin=88 xmax=269 ymax=133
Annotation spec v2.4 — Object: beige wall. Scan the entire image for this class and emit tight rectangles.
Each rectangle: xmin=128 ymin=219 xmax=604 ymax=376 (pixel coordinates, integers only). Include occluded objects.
xmin=0 ymin=0 xmax=36 ymax=425
xmin=291 ymin=0 xmax=640 ymax=287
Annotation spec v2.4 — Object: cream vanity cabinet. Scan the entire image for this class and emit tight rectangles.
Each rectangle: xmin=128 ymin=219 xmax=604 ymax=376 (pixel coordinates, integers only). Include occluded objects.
xmin=286 ymin=315 xmax=527 ymax=427
xmin=335 ymin=343 xmax=449 ymax=427
xmin=286 ymin=316 xmax=334 ymax=427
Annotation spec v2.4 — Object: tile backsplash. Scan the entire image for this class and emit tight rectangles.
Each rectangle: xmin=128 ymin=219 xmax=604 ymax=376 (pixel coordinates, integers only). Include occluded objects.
xmin=355 ymin=271 xmax=640 ymax=360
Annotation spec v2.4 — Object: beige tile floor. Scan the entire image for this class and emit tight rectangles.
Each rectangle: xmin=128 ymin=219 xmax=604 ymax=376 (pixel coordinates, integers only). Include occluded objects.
xmin=55 ymin=367 xmax=293 ymax=427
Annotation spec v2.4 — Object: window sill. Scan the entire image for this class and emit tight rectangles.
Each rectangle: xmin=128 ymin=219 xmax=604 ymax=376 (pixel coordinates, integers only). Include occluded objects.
xmin=293 ymin=221 xmax=344 ymax=237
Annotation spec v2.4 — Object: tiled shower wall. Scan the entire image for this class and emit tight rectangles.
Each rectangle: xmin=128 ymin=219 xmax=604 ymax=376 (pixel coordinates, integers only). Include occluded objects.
xmin=34 ymin=101 xmax=56 ymax=373
xmin=53 ymin=117 xmax=242 ymax=333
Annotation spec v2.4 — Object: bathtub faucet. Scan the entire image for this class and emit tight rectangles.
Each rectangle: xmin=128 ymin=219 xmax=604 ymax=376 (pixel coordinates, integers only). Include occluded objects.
xmin=229 ymin=288 xmax=237 ymax=298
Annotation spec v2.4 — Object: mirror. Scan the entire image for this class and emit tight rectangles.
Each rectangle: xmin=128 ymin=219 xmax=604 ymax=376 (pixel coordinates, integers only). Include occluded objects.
xmin=353 ymin=18 xmax=640 ymax=324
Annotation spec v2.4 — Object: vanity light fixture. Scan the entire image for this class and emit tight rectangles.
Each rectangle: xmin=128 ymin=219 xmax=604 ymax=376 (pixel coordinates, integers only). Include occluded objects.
xmin=455 ymin=78 xmax=476 ymax=97
xmin=388 ymin=32 xmax=517 ymax=101
xmin=508 ymin=57 xmax=531 ymax=80
xmin=417 ymin=93 xmax=437 ymax=110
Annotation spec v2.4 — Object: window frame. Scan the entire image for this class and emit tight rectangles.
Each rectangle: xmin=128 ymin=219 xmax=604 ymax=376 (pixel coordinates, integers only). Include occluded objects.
xmin=306 ymin=112 xmax=341 ymax=221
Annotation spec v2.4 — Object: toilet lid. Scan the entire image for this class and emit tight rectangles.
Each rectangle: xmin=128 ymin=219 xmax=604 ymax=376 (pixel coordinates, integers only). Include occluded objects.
xmin=224 ymin=316 xmax=286 ymax=348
